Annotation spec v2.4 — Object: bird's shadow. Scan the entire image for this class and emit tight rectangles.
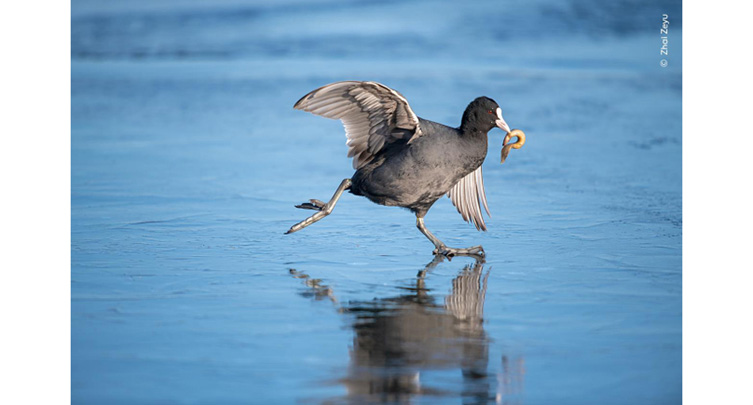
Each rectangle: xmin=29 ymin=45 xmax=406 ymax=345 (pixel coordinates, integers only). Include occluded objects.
xmin=289 ymin=254 xmax=524 ymax=403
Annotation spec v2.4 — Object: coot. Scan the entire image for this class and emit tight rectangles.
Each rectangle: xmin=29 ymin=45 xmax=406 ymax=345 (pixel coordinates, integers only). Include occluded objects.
xmin=285 ymin=81 xmax=525 ymax=257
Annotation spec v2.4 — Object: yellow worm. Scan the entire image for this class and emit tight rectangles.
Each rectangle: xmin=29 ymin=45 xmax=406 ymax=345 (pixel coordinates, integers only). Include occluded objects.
xmin=501 ymin=129 xmax=526 ymax=164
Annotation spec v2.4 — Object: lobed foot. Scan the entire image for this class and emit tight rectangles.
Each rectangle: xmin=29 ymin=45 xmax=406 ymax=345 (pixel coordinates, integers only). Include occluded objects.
xmin=286 ymin=198 xmax=335 ymax=234
xmin=285 ymin=178 xmax=351 ymax=235
xmin=295 ymin=199 xmax=327 ymax=211
xmin=433 ymin=245 xmax=485 ymax=259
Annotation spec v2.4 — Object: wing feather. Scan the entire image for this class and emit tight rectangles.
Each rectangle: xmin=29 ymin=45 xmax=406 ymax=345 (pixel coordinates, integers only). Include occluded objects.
xmin=294 ymin=81 xmax=422 ymax=169
xmin=448 ymin=166 xmax=491 ymax=231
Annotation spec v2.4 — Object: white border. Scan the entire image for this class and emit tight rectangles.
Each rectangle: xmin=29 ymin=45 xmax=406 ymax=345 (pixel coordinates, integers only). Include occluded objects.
xmin=0 ymin=1 xmax=71 ymax=404
xmin=685 ymin=1 xmax=753 ymax=404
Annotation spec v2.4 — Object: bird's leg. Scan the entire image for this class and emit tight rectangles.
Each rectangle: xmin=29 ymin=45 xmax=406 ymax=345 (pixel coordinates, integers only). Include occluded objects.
xmin=416 ymin=216 xmax=445 ymax=250
xmin=415 ymin=216 xmax=485 ymax=258
xmin=285 ymin=179 xmax=352 ymax=234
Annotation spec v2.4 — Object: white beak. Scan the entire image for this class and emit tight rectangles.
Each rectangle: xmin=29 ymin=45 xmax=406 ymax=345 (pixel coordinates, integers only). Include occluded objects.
xmin=495 ymin=107 xmax=510 ymax=133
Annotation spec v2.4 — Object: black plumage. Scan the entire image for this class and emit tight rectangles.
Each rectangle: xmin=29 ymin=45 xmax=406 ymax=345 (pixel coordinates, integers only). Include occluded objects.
xmin=286 ymin=81 xmax=523 ymax=257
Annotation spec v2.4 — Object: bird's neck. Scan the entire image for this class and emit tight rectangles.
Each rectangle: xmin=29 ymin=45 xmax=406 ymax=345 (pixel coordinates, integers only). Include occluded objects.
xmin=460 ymin=120 xmax=493 ymax=137
xmin=459 ymin=126 xmax=490 ymax=141
xmin=457 ymin=128 xmax=489 ymax=164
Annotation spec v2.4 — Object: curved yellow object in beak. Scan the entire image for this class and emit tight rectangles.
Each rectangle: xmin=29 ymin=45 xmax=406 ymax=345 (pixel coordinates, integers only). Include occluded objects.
xmin=501 ymin=129 xmax=526 ymax=164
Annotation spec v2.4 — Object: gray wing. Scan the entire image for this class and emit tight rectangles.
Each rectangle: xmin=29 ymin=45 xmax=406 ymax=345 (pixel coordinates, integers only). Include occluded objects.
xmin=447 ymin=166 xmax=491 ymax=231
xmin=294 ymin=81 xmax=422 ymax=169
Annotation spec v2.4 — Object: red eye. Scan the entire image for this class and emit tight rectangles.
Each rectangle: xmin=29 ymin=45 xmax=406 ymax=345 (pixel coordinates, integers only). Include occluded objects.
xmin=487 ymin=110 xmax=493 ymax=114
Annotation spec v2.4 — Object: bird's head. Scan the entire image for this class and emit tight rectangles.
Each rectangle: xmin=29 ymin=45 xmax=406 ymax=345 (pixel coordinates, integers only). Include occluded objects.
xmin=461 ymin=96 xmax=525 ymax=164
xmin=461 ymin=96 xmax=510 ymax=134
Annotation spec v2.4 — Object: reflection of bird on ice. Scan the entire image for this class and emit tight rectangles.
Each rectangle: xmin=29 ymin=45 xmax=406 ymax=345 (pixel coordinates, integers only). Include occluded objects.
xmin=291 ymin=256 xmax=526 ymax=403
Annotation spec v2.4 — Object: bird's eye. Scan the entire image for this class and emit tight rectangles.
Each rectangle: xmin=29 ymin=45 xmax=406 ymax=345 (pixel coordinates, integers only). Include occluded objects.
xmin=487 ymin=110 xmax=493 ymax=114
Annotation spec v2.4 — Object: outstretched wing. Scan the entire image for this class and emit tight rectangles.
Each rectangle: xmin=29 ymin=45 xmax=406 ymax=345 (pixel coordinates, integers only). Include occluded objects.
xmin=294 ymin=81 xmax=422 ymax=169
xmin=447 ymin=166 xmax=491 ymax=231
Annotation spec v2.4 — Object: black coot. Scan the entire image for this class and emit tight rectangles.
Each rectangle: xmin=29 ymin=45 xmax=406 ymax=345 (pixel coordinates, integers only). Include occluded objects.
xmin=285 ymin=81 xmax=525 ymax=257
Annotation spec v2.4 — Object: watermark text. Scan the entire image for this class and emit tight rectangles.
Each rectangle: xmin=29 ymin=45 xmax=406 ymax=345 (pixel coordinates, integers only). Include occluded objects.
xmin=660 ymin=14 xmax=669 ymax=67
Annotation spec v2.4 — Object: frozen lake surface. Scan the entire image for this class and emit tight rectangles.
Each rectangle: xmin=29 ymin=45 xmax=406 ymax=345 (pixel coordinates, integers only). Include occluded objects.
xmin=72 ymin=0 xmax=682 ymax=403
